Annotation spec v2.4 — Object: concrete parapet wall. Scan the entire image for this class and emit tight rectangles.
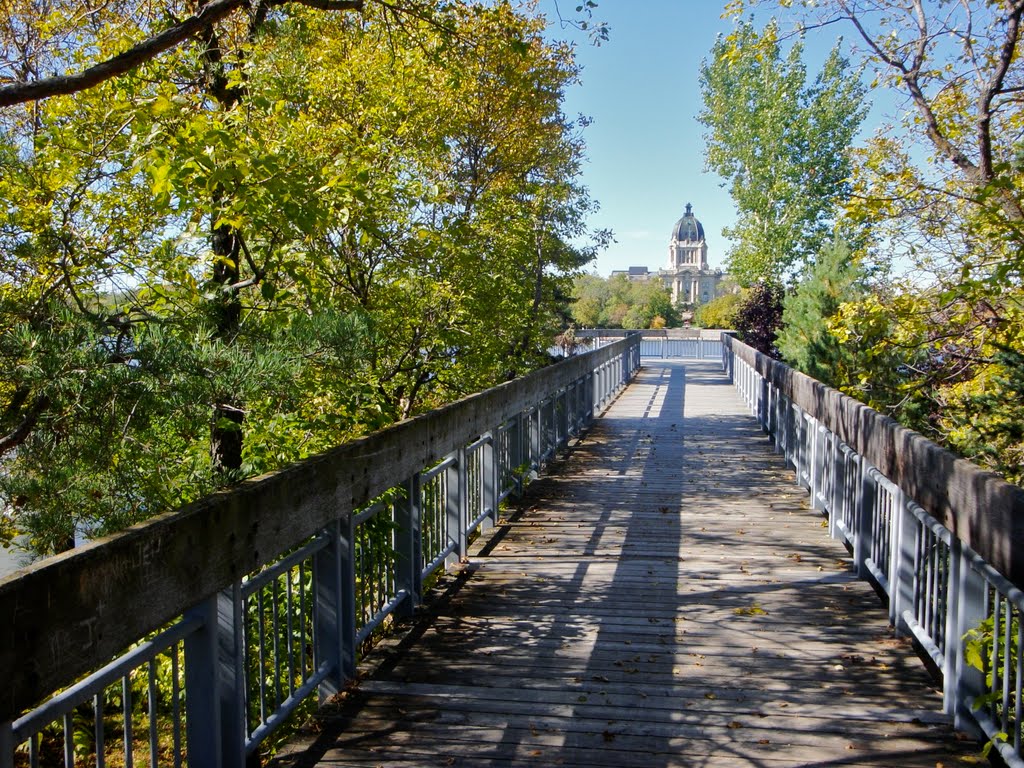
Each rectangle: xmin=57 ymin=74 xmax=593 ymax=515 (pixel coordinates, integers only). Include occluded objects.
xmin=725 ymin=334 xmax=1024 ymax=594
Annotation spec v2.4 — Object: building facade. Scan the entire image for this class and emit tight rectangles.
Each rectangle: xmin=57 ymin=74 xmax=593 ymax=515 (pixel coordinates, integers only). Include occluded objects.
xmin=610 ymin=203 xmax=724 ymax=307
xmin=662 ymin=203 xmax=722 ymax=305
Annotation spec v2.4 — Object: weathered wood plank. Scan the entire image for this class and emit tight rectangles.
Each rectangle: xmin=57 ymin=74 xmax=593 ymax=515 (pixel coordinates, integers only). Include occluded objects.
xmin=272 ymin=361 xmax=977 ymax=768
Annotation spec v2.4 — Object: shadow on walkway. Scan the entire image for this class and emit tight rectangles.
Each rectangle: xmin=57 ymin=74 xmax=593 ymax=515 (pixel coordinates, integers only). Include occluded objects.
xmin=270 ymin=361 xmax=977 ymax=768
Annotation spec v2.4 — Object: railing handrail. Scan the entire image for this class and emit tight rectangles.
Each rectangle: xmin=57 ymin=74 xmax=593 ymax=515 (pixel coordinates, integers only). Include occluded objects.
xmin=0 ymin=335 xmax=641 ymax=724
xmin=723 ymin=334 xmax=1024 ymax=595
xmin=574 ymin=327 xmax=729 ymax=340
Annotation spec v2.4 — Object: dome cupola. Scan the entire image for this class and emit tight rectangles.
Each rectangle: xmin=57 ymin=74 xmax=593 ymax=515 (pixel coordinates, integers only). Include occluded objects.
xmin=671 ymin=202 xmax=704 ymax=242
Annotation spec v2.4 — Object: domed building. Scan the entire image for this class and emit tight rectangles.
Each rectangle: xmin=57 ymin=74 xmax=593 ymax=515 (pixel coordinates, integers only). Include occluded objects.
xmin=662 ymin=203 xmax=722 ymax=306
xmin=608 ymin=202 xmax=724 ymax=308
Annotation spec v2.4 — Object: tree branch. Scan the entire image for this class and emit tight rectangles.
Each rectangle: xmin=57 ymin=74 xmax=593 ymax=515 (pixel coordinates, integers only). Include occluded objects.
xmin=0 ymin=0 xmax=363 ymax=107
xmin=0 ymin=395 xmax=49 ymax=456
xmin=838 ymin=0 xmax=980 ymax=180
xmin=976 ymin=0 xmax=1024 ymax=180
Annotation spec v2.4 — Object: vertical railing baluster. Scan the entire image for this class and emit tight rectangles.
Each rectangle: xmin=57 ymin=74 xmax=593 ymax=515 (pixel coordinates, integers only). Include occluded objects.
xmin=890 ymin=489 xmax=915 ymax=634
xmin=557 ymin=389 xmax=569 ymax=450
xmin=530 ymin=407 xmax=541 ymax=471
xmin=148 ymin=659 xmax=158 ymax=768
xmin=94 ymin=691 xmax=105 ymax=768
xmin=483 ymin=433 xmax=498 ymax=529
xmin=286 ymin=571 xmax=295 ymax=696
xmin=299 ymin=562 xmax=308 ymax=680
xmin=828 ymin=441 xmax=844 ymax=540
xmin=446 ymin=448 xmax=467 ymax=566
xmin=1002 ymin=597 xmax=1013 ymax=735
xmin=1015 ymin=618 xmax=1023 ymax=753
xmin=63 ymin=712 xmax=73 ymax=768
xmin=256 ymin=589 xmax=267 ymax=725
xmin=854 ymin=460 xmax=873 ymax=580
xmin=314 ymin=517 xmax=355 ymax=701
xmin=122 ymin=676 xmax=134 ymax=768
xmin=172 ymin=645 xmax=182 ymax=768
xmin=272 ymin=578 xmax=282 ymax=710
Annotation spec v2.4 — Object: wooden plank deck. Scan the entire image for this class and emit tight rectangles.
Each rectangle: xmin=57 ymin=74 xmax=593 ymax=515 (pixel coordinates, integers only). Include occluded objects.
xmin=272 ymin=360 xmax=979 ymax=768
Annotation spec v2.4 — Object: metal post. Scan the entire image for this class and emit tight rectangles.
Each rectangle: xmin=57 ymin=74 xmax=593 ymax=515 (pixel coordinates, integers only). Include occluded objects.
xmin=483 ymin=432 xmax=498 ymax=527
xmin=314 ymin=517 xmax=355 ymax=696
xmin=1 ymin=721 xmax=15 ymax=768
xmin=889 ymin=490 xmax=915 ymax=634
xmin=394 ymin=475 xmax=422 ymax=617
xmin=828 ymin=443 xmax=845 ymax=540
xmin=584 ymin=371 xmax=595 ymax=427
xmin=557 ymin=390 xmax=569 ymax=449
xmin=854 ymin=461 xmax=874 ymax=580
xmin=810 ymin=424 xmax=826 ymax=511
xmin=758 ymin=376 xmax=769 ymax=433
xmin=542 ymin=397 xmax=554 ymax=461
xmin=446 ymin=448 xmax=467 ymax=566
xmin=530 ymin=406 xmax=541 ymax=471
xmin=511 ymin=412 xmax=525 ymax=497
xmin=948 ymin=544 xmax=986 ymax=733
xmin=184 ymin=586 xmax=245 ymax=768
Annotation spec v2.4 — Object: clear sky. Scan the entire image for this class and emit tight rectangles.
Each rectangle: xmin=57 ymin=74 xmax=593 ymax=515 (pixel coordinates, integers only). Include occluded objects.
xmin=538 ymin=1 xmax=877 ymax=279
xmin=540 ymin=1 xmax=742 ymax=276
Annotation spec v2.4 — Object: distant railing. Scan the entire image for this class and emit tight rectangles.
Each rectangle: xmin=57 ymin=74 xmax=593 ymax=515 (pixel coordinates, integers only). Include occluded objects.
xmin=724 ymin=334 xmax=1024 ymax=767
xmin=0 ymin=335 xmax=641 ymax=768
xmin=572 ymin=328 xmax=726 ymax=360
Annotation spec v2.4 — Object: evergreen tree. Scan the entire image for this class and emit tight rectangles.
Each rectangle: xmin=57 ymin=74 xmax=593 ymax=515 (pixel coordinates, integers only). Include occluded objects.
xmin=777 ymin=240 xmax=867 ymax=386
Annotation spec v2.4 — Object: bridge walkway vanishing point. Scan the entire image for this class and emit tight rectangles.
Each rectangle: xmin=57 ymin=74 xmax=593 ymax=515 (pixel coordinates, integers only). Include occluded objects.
xmin=272 ymin=360 xmax=977 ymax=768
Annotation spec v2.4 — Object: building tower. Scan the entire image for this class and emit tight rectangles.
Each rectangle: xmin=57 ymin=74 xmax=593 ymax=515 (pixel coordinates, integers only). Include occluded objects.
xmin=662 ymin=202 xmax=720 ymax=306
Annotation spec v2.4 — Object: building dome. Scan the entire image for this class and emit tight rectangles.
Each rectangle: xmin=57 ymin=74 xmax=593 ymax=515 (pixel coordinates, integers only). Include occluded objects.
xmin=671 ymin=202 xmax=704 ymax=242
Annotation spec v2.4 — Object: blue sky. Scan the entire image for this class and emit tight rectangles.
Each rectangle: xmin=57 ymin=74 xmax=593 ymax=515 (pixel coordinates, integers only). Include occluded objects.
xmin=540 ymin=1 xmax=742 ymax=276
xmin=539 ymin=1 xmax=871 ymax=278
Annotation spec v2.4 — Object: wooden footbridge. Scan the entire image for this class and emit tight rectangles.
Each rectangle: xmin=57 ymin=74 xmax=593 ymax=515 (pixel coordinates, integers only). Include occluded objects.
xmin=3 ymin=335 xmax=1023 ymax=768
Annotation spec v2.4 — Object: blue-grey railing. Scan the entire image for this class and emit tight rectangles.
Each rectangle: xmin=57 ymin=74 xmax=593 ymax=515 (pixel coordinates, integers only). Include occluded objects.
xmin=724 ymin=334 xmax=1024 ymax=766
xmin=0 ymin=335 xmax=641 ymax=768
xmin=573 ymin=328 xmax=725 ymax=360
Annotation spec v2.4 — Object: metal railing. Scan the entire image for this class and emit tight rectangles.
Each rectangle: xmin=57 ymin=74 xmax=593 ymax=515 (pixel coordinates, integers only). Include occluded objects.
xmin=572 ymin=329 xmax=725 ymax=360
xmin=0 ymin=335 xmax=641 ymax=768
xmin=724 ymin=334 xmax=1024 ymax=767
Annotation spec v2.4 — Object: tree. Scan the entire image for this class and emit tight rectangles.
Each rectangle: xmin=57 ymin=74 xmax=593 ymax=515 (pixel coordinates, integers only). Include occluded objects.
xmin=569 ymin=274 xmax=680 ymax=329
xmin=733 ymin=282 xmax=784 ymax=357
xmin=699 ymin=19 xmax=867 ymax=286
xmin=722 ymin=1 xmax=1024 ymax=488
xmin=776 ymin=239 xmax=868 ymax=386
xmin=0 ymin=1 xmax=604 ymax=555
xmin=694 ymin=291 xmax=743 ymax=329
xmin=570 ymin=274 xmax=611 ymax=327
xmin=723 ymin=1 xmax=1024 ymax=281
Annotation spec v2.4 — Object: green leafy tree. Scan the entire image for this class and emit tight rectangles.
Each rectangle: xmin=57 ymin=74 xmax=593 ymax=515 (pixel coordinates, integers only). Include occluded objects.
xmin=727 ymin=1 xmax=1024 ymax=280
xmin=0 ymin=1 xmax=604 ymax=555
xmin=571 ymin=274 xmax=611 ymax=327
xmin=570 ymin=274 xmax=679 ymax=329
xmin=715 ymin=2 xmax=1024 ymax=488
xmin=694 ymin=291 xmax=743 ymax=329
xmin=699 ymin=19 xmax=867 ymax=285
